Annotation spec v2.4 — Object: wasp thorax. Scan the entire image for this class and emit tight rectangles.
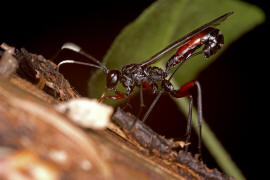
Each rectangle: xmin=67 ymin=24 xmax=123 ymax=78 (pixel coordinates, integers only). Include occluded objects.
xmin=106 ymin=70 xmax=121 ymax=89
xmin=203 ymin=29 xmax=224 ymax=58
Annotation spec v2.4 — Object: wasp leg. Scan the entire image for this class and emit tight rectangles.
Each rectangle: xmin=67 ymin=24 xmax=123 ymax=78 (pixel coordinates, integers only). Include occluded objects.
xmin=128 ymin=84 xmax=146 ymax=132
xmin=163 ymin=80 xmax=203 ymax=157
xmin=98 ymin=89 xmax=127 ymax=103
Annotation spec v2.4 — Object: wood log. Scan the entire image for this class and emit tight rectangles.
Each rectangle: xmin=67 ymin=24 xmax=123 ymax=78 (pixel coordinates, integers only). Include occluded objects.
xmin=0 ymin=43 xmax=234 ymax=180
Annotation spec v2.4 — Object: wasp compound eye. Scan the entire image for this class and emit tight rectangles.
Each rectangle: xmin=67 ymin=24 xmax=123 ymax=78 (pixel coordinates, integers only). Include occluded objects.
xmin=106 ymin=70 xmax=121 ymax=89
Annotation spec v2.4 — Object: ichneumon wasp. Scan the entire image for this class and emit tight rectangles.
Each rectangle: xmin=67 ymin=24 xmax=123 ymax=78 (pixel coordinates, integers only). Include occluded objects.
xmin=57 ymin=12 xmax=233 ymax=156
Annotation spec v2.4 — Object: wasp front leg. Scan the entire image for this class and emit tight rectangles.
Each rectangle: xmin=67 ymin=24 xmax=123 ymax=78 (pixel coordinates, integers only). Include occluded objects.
xmin=98 ymin=89 xmax=128 ymax=103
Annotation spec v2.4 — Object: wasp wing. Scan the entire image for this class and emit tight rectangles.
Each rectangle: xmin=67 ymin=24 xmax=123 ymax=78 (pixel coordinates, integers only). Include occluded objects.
xmin=140 ymin=12 xmax=233 ymax=66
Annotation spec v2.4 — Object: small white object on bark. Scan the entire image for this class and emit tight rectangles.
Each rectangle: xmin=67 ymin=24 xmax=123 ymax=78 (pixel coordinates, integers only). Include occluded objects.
xmin=55 ymin=98 xmax=113 ymax=129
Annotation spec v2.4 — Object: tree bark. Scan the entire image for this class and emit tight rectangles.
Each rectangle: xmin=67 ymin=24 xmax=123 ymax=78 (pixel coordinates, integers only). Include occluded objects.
xmin=0 ymin=44 xmax=234 ymax=180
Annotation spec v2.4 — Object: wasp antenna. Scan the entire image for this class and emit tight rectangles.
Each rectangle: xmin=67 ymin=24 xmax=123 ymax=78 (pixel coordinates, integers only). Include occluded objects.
xmin=61 ymin=42 xmax=109 ymax=73
xmin=61 ymin=42 xmax=81 ymax=52
xmin=57 ymin=60 xmax=105 ymax=72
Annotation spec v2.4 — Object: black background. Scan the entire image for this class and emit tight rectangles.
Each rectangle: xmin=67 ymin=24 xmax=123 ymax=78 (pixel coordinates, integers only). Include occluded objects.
xmin=1 ymin=1 xmax=268 ymax=179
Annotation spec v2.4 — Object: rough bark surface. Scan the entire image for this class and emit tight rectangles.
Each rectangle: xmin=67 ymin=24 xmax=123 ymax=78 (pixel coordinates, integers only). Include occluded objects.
xmin=0 ymin=44 xmax=234 ymax=180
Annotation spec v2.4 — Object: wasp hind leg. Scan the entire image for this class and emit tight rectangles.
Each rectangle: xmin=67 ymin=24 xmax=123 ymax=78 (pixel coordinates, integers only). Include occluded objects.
xmin=163 ymin=80 xmax=203 ymax=157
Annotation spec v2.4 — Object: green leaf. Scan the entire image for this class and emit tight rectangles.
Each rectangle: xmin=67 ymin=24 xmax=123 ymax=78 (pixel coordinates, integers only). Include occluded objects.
xmin=89 ymin=0 xmax=264 ymax=179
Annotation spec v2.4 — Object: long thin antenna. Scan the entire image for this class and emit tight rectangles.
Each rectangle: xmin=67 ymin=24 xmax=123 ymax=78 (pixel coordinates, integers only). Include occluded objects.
xmin=57 ymin=60 xmax=105 ymax=72
xmin=61 ymin=42 xmax=109 ymax=73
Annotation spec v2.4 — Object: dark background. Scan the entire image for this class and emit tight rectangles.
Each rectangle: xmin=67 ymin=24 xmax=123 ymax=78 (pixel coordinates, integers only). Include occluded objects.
xmin=1 ymin=1 xmax=268 ymax=179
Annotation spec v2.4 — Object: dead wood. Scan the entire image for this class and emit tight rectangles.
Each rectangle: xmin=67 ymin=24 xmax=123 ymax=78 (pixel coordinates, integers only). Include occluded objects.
xmin=0 ymin=43 xmax=234 ymax=180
